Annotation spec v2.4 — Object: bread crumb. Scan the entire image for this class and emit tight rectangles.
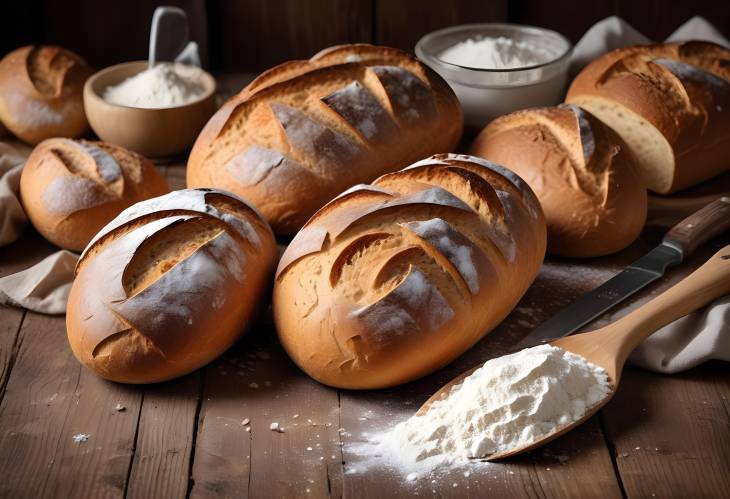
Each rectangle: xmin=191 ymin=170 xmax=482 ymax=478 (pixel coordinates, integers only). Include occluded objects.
xmin=241 ymin=418 xmax=250 ymax=426
xmin=270 ymin=422 xmax=284 ymax=433
xmin=406 ymin=472 xmax=419 ymax=481
xmin=72 ymin=433 xmax=90 ymax=443
xmin=293 ymin=414 xmax=299 ymax=418
xmin=114 ymin=404 xmax=126 ymax=412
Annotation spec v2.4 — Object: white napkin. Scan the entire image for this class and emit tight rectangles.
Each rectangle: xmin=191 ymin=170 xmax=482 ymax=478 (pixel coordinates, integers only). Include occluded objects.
xmin=0 ymin=250 xmax=78 ymax=314
xmin=570 ymin=16 xmax=730 ymax=373
xmin=569 ymin=15 xmax=730 ymax=77
xmin=0 ymin=141 xmax=31 ymax=246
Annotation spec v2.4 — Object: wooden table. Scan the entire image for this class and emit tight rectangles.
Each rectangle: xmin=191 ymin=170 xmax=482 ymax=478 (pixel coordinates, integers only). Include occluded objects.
xmin=1 ymin=79 xmax=729 ymax=498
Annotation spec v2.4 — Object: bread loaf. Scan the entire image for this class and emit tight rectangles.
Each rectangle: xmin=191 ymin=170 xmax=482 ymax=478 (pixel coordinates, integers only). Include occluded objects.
xmin=566 ymin=41 xmax=730 ymax=194
xmin=273 ymin=154 xmax=546 ymax=389
xmin=187 ymin=44 xmax=463 ymax=235
xmin=20 ymin=138 xmax=169 ymax=251
xmin=0 ymin=46 xmax=93 ymax=145
xmin=66 ymin=188 xmax=277 ymax=383
xmin=470 ymin=104 xmax=647 ymax=257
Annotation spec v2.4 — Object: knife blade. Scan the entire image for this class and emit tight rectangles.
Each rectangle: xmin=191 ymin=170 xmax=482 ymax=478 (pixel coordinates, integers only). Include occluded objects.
xmin=517 ymin=196 xmax=730 ymax=347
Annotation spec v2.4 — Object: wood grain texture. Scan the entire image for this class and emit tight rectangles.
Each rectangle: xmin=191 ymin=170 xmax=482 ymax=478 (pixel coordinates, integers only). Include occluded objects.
xmin=126 ymin=375 xmax=201 ymax=499
xmin=508 ymin=0 xmax=618 ymax=43
xmin=603 ymin=364 xmax=730 ymax=498
xmin=376 ymin=0 xmax=507 ymax=51
xmin=190 ymin=323 xmax=344 ymax=498
xmin=207 ymin=0 xmax=373 ymax=71
xmin=0 ymin=312 xmax=142 ymax=498
xmin=41 ymin=0 xmax=209 ymax=68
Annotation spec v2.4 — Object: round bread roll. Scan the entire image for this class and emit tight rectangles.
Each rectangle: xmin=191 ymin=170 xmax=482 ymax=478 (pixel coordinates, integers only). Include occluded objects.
xmin=187 ymin=43 xmax=463 ymax=235
xmin=0 ymin=46 xmax=93 ymax=145
xmin=66 ymin=188 xmax=277 ymax=383
xmin=274 ymin=154 xmax=546 ymax=389
xmin=20 ymin=138 xmax=169 ymax=251
xmin=470 ymin=104 xmax=647 ymax=258
xmin=566 ymin=41 xmax=730 ymax=194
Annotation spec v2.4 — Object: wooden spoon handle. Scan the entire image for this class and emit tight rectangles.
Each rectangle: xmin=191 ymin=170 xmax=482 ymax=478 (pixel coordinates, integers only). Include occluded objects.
xmin=612 ymin=244 xmax=730 ymax=362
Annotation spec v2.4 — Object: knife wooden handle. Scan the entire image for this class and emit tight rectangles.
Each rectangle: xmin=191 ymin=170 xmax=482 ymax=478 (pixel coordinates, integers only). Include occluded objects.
xmin=662 ymin=197 xmax=730 ymax=258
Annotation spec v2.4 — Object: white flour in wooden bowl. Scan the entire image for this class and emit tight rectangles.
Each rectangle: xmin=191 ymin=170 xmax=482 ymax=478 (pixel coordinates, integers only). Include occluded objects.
xmin=103 ymin=62 xmax=207 ymax=108
xmin=352 ymin=344 xmax=610 ymax=478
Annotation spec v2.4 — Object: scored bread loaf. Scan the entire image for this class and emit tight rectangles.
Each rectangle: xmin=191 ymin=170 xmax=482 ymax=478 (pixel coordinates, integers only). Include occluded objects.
xmin=470 ymin=104 xmax=647 ymax=257
xmin=0 ymin=46 xmax=93 ymax=145
xmin=187 ymin=44 xmax=463 ymax=235
xmin=566 ymin=41 xmax=730 ymax=194
xmin=66 ymin=188 xmax=277 ymax=384
xmin=20 ymin=138 xmax=169 ymax=251
xmin=273 ymin=153 xmax=546 ymax=389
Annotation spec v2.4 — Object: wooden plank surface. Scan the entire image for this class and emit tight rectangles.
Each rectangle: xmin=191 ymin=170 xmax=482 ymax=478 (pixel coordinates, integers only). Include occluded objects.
xmin=376 ymin=0 xmax=507 ymax=51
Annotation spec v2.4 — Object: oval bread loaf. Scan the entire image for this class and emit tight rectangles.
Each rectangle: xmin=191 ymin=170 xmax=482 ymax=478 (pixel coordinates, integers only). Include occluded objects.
xmin=0 ymin=46 xmax=93 ymax=144
xmin=566 ymin=41 xmax=730 ymax=194
xmin=470 ymin=104 xmax=647 ymax=257
xmin=273 ymin=154 xmax=546 ymax=389
xmin=66 ymin=188 xmax=277 ymax=384
xmin=20 ymin=138 xmax=169 ymax=251
xmin=187 ymin=44 xmax=463 ymax=235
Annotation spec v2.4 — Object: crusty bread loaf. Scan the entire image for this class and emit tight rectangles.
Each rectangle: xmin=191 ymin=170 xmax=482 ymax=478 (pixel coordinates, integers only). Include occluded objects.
xmin=20 ymin=138 xmax=169 ymax=251
xmin=566 ymin=41 xmax=730 ymax=194
xmin=0 ymin=46 xmax=93 ymax=145
xmin=470 ymin=104 xmax=647 ymax=257
xmin=273 ymin=153 xmax=546 ymax=389
xmin=67 ymin=188 xmax=277 ymax=383
xmin=187 ymin=44 xmax=463 ymax=235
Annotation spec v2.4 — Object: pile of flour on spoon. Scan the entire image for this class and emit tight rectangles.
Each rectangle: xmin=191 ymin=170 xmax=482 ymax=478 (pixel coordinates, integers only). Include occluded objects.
xmin=369 ymin=344 xmax=610 ymax=473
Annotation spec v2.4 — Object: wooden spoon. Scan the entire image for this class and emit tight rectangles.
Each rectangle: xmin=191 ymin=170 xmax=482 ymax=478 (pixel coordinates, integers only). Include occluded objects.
xmin=418 ymin=244 xmax=730 ymax=461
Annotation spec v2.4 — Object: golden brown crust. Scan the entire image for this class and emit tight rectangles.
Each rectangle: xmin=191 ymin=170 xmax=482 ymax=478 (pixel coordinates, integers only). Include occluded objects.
xmin=187 ymin=44 xmax=463 ymax=235
xmin=20 ymin=138 xmax=169 ymax=251
xmin=566 ymin=41 xmax=730 ymax=194
xmin=66 ymin=188 xmax=277 ymax=384
xmin=273 ymin=154 xmax=546 ymax=389
xmin=471 ymin=105 xmax=648 ymax=257
xmin=0 ymin=46 xmax=93 ymax=144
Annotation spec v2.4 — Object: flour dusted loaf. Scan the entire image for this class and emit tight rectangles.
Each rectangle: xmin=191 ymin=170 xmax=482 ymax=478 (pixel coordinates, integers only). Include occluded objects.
xmin=66 ymin=188 xmax=277 ymax=383
xmin=187 ymin=44 xmax=463 ymax=235
xmin=0 ymin=46 xmax=93 ymax=144
xmin=20 ymin=138 xmax=169 ymax=251
xmin=471 ymin=104 xmax=647 ymax=257
xmin=273 ymin=154 xmax=546 ymax=389
xmin=566 ymin=41 xmax=730 ymax=194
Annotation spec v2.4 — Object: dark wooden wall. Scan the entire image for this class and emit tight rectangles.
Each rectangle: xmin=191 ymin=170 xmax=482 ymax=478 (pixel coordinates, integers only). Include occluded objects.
xmin=2 ymin=0 xmax=728 ymax=72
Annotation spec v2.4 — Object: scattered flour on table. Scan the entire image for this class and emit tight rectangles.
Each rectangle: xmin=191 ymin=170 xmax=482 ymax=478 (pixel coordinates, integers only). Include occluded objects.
xmin=103 ymin=62 xmax=207 ymax=108
xmin=349 ymin=345 xmax=609 ymax=478
xmin=72 ymin=433 xmax=90 ymax=443
xmin=437 ymin=36 xmax=554 ymax=69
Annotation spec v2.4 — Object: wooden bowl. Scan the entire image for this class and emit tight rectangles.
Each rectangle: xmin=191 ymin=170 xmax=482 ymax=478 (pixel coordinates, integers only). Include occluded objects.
xmin=83 ymin=61 xmax=216 ymax=159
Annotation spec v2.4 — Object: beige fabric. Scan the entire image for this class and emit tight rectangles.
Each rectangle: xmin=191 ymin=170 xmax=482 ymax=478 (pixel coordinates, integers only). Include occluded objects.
xmin=0 ymin=141 xmax=31 ymax=246
xmin=0 ymin=250 xmax=78 ymax=314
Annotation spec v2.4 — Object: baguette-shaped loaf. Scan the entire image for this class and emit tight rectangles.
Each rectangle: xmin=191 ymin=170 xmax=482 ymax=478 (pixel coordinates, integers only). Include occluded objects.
xmin=187 ymin=44 xmax=463 ymax=235
xmin=471 ymin=104 xmax=647 ymax=257
xmin=0 ymin=46 xmax=92 ymax=144
xmin=566 ymin=41 xmax=730 ymax=194
xmin=20 ymin=138 xmax=169 ymax=251
xmin=273 ymin=154 xmax=546 ymax=389
xmin=67 ymin=189 xmax=277 ymax=383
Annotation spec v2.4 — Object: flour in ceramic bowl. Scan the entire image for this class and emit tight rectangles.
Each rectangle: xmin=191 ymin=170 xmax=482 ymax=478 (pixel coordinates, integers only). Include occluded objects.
xmin=359 ymin=344 xmax=610 ymax=474
xmin=438 ymin=36 xmax=554 ymax=70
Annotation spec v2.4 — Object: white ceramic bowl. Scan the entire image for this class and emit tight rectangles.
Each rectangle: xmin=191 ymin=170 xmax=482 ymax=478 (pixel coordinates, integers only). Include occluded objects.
xmin=416 ymin=23 xmax=573 ymax=128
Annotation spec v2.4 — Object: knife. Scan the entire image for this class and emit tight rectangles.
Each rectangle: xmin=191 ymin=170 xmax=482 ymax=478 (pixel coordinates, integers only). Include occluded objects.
xmin=517 ymin=196 xmax=730 ymax=347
